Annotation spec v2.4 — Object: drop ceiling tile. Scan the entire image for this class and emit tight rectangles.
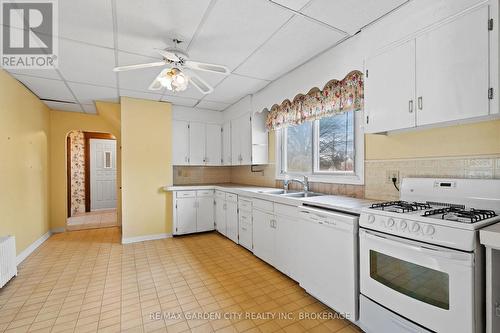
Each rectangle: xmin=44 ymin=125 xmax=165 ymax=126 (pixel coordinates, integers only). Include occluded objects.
xmin=44 ymin=101 xmax=83 ymax=113
xmin=302 ymin=0 xmax=408 ymax=35
xmin=117 ymin=52 xmax=167 ymax=92
xmin=206 ymin=75 xmax=269 ymax=104
xmin=196 ymin=100 xmax=231 ymax=111
xmin=67 ymin=82 xmax=118 ymax=104
xmin=58 ymin=39 xmax=117 ymax=87
xmin=272 ymin=0 xmax=312 ymax=11
xmin=5 ymin=68 xmax=61 ymax=80
xmin=187 ymin=0 xmax=293 ymax=70
xmin=116 ymin=0 xmax=212 ymax=58
xmin=13 ymin=75 xmax=76 ymax=102
xmin=82 ymin=104 xmax=97 ymax=114
xmin=59 ymin=0 xmax=114 ymax=47
xmin=119 ymin=89 xmax=162 ymax=102
xmin=161 ymin=95 xmax=199 ymax=107
xmin=235 ymin=15 xmax=345 ymax=81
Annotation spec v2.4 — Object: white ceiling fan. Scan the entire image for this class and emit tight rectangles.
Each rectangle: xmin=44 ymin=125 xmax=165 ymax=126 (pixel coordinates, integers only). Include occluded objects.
xmin=113 ymin=39 xmax=230 ymax=94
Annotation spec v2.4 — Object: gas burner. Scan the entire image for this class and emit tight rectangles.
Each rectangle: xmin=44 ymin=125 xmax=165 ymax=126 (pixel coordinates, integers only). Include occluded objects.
xmin=423 ymin=207 xmax=497 ymax=223
xmin=371 ymin=201 xmax=432 ymax=213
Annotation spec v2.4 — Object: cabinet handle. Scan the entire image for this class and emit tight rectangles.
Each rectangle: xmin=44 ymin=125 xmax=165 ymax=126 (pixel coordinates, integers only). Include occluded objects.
xmin=408 ymin=100 xmax=414 ymax=113
xmin=417 ymin=96 xmax=423 ymax=110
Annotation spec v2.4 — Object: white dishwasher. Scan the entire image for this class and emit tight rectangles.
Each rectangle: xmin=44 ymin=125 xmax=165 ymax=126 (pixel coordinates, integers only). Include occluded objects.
xmin=298 ymin=205 xmax=359 ymax=321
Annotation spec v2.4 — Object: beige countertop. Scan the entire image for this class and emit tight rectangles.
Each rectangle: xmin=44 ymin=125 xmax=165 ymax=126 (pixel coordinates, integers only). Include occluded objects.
xmin=480 ymin=222 xmax=500 ymax=249
xmin=164 ymin=183 xmax=376 ymax=215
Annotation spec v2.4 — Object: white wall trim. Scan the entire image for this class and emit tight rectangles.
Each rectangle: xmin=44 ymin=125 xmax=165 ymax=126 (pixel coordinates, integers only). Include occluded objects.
xmin=121 ymin=233 xmax=172 ymax=244
xmin=16 ymin=231 xmax=51 ymax=265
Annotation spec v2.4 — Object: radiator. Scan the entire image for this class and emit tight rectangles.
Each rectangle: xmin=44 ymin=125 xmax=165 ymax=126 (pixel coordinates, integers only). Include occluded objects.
xmin=0 ymin=236 xmax=17 ymax=288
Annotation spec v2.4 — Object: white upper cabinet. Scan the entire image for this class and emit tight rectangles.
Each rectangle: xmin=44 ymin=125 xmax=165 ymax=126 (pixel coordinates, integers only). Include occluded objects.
xmin=205 ymin=124 xmax=222 ymax=165
xmin=251 ymin=111 xmax=268 ymax=165
xmin=231 ymin=113 xmax=255 ymax=165
xmin=230 ymin=115 xmax=243 ymax=165
xmin=188 ymin=122 xmax=206 ymax=165
xmin=415 ymin=5 xmax=490 ymax=126
xmin=365 ymin=39 xmax=416 ymax=133
xmin=222 ymin=121 xmax=232 ymax=165
xmin=364 ymin=4 xmax=494 ymax=133
xmin=172 ymin=120 xmax=190 ymax=165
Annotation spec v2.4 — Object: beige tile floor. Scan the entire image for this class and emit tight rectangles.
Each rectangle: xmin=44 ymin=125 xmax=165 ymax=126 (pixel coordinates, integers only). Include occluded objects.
xmin=67 ymin=210 xmax=118 ymax=231
xmin=0 ymin=228 xmax=362 ymax=333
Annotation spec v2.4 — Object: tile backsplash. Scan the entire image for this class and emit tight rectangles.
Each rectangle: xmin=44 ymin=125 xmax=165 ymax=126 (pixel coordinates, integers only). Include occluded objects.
xmin=173 ymin=166 xmax=232 ymax=185
xmin=365 ymin=155 xmax=500 ymax=200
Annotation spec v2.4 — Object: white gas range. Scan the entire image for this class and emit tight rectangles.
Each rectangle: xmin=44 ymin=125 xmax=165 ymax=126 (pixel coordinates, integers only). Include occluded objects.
xmin=357 ymin=178 xmax=500 ymax=333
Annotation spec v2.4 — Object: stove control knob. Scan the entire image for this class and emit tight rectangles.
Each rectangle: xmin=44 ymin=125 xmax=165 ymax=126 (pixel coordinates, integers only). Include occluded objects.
xmin=398 ymin=220 xmax=408 ymax=230
xmin=423 ymin=225 xmax=435 ymax=236
xmin=367 ymin=215 xmax=375 ymax=224
xmin=410 ymin=222 xmax=420 ymax=233
xmin=386 ymin=218 xmax=395 ymax=228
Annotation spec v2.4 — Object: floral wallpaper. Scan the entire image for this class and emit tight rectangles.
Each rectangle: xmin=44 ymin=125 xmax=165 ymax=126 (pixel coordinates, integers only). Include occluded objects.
xmin=265 ymin=70 xmax=364 ymax=130
xmin=68 ymin=130 xmax=85 ymax=215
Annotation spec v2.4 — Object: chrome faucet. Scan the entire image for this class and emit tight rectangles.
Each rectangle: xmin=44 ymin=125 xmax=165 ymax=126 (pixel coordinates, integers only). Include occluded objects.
xmin=283 ymin=175 xmax=309 ymax=193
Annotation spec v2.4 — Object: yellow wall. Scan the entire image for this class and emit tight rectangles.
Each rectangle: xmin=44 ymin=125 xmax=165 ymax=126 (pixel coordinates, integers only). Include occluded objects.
xmin=120 ymin=97 xmax=173 ymax=239
xmin=0 ymin=70 xmax=50 ymax=254
xmin=366 ymin=119 xmax=500 ymax=160
xmin=49 ymin=102 xmax=121 ymax=230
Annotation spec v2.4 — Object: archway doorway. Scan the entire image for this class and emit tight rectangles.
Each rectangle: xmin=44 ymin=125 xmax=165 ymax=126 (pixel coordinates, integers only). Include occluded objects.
xmin=66 ymin=131 xmax=119 ymax=230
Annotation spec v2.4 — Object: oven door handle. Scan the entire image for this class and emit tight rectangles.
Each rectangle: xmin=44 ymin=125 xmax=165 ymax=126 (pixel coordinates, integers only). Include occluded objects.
xmin=363 ymin=230 xmax=473 ymax=263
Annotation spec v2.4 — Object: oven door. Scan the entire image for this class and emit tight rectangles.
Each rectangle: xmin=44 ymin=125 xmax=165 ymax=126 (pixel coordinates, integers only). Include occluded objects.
xmin=360 ymin=229 xmax=475 ymax=333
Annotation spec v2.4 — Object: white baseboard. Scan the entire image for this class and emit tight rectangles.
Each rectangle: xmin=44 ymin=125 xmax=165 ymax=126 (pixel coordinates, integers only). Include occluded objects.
xmin=16 ymin=231 xmax=51 ymax=265
xmin=50 ymin=227 xmax=66 ymax=233
xmin=121 ymin=233 xmax=172 ymax=244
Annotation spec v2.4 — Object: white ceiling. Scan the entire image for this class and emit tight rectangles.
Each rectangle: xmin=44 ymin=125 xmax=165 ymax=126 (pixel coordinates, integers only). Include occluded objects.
xmin=3 ymin=0 xmax=407 ymax=113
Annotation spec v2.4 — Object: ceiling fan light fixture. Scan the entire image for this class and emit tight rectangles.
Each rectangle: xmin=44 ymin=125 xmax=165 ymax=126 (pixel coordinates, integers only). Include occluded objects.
xmin=159 ymin=68 xmax=188 ymax=92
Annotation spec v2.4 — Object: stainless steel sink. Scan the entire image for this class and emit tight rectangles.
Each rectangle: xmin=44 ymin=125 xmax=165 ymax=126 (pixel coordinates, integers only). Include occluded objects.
xmin=281 ymin=191 xmax=324 ymax=198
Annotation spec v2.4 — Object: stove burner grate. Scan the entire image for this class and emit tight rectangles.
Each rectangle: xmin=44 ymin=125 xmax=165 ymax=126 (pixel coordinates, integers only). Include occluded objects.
xmin=423 ymin=207 xmax=497 ymax=223
xmin=371 ymin=201 xmax=432 ymax=213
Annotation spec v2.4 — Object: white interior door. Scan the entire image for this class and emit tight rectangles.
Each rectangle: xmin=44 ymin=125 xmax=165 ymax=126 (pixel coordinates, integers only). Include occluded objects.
xmin=189 ymin=122 xmax=206 ymax=165
xmin=415 ymin=5 xmax=490 ymax=126
xmin=205 ymin=124 xmax=222 ymax=166
xmin=90 ymin=139 xmax=117 ymax=211
xmin=364 ymin=39 xmax=416 ymax=133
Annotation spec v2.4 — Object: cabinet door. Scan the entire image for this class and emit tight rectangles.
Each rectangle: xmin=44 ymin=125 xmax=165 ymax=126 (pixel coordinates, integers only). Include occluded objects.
xmin=197 ymin=196 xmax=214 ymax=232
xmin=189 ymin=122 xmax=206 ymax=165
xmin=252 ymin=209 xmax=274 ymax=265
xmin=275 ymin=215 xmax=298 ymax=279
xmin=365 ymin=39 xmax=416 ymax=133
xmin=222 ymin=121 xmax=232 ymax=165
xmin=230 ymin=118 xmax=241 ymax=165
xmin=172 ymin=120 xmax=189 ymax=165
xmin=238 ymin=211 xmax=252 ymax=250
xmin=205 ymin=124 xmax=222 ymax=165
xmin=226 ymin=201 xmax=238 ymax=243
xmin=215 ymin=197 xmax=226 ymax=236
xmin=176 ymin=198 xmax=197 ymax=234
xmin=240 ymin=115 xmax=252 ymax=165
xmin=416 ymin=6 xmax=489 ymax=126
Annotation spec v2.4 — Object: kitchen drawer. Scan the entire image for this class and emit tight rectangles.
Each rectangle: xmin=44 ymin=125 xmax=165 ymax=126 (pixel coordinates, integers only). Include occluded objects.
xmin=176 ymin=191 xmax=196 ymax=198
xmin=197 ymin=189 xmax=214 ymax=197
xmin=239 ymin=210 xmax=252 ymax=223
xmin=275 ymin=203 xmax=298 ymax=218
xmin=239 ymin=212 xmax=253 ymax=250
xmin=238 ymin=198 xmax=252 ymax=211
xmin=226 ymin=193 xmax=238 ymax=202
xmin=215 ymin=190 xmax=226 ymax=199
xmin=252 ymin=198 xmax=274 ymax=212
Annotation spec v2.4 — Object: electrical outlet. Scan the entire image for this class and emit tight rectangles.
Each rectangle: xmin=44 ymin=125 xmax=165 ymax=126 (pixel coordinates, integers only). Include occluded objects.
xmin=386 ymin=170 xmax=399 ymax=184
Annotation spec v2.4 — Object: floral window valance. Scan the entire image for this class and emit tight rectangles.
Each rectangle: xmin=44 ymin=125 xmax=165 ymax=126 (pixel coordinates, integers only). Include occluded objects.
xmin=265 ymin=70 xmax=364 ymax=130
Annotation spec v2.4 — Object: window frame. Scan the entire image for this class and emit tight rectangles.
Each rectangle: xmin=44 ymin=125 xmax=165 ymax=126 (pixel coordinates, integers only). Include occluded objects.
xmin=275 ymin=111 xmax=364 ymax=185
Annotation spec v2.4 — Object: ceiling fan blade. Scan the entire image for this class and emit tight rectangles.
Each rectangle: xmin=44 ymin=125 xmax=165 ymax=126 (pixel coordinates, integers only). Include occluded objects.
xmin=186 ymin=70 xmax=214 ymax=94
xmin=183 ymin=60 xmax=230 ymax=75
xmin=155 ymin=48 xmax=180 ymax=62
xmin=113 ymin=61 xmax=166 ymax=72
xmin=148 ymin=77 xmax=164 ymax=91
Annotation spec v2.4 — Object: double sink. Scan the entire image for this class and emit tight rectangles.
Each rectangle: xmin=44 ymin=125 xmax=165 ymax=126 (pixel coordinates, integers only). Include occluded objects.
xmin=261 ymin=189 xmax=325 ymax=198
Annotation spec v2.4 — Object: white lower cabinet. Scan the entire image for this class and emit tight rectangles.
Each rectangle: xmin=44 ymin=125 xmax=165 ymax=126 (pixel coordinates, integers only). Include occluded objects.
xmin=174 ymin=190 xmax=215 ymax=235
xmin=274 ymin=206 xmax=300 ymax=279
xmin=252 ymin=208 xmax=275 ymax=265
xmin=214 ymin=190 xmax=239 ymax=243
xmin=238 ymin=197 xmax=253 ymax=250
